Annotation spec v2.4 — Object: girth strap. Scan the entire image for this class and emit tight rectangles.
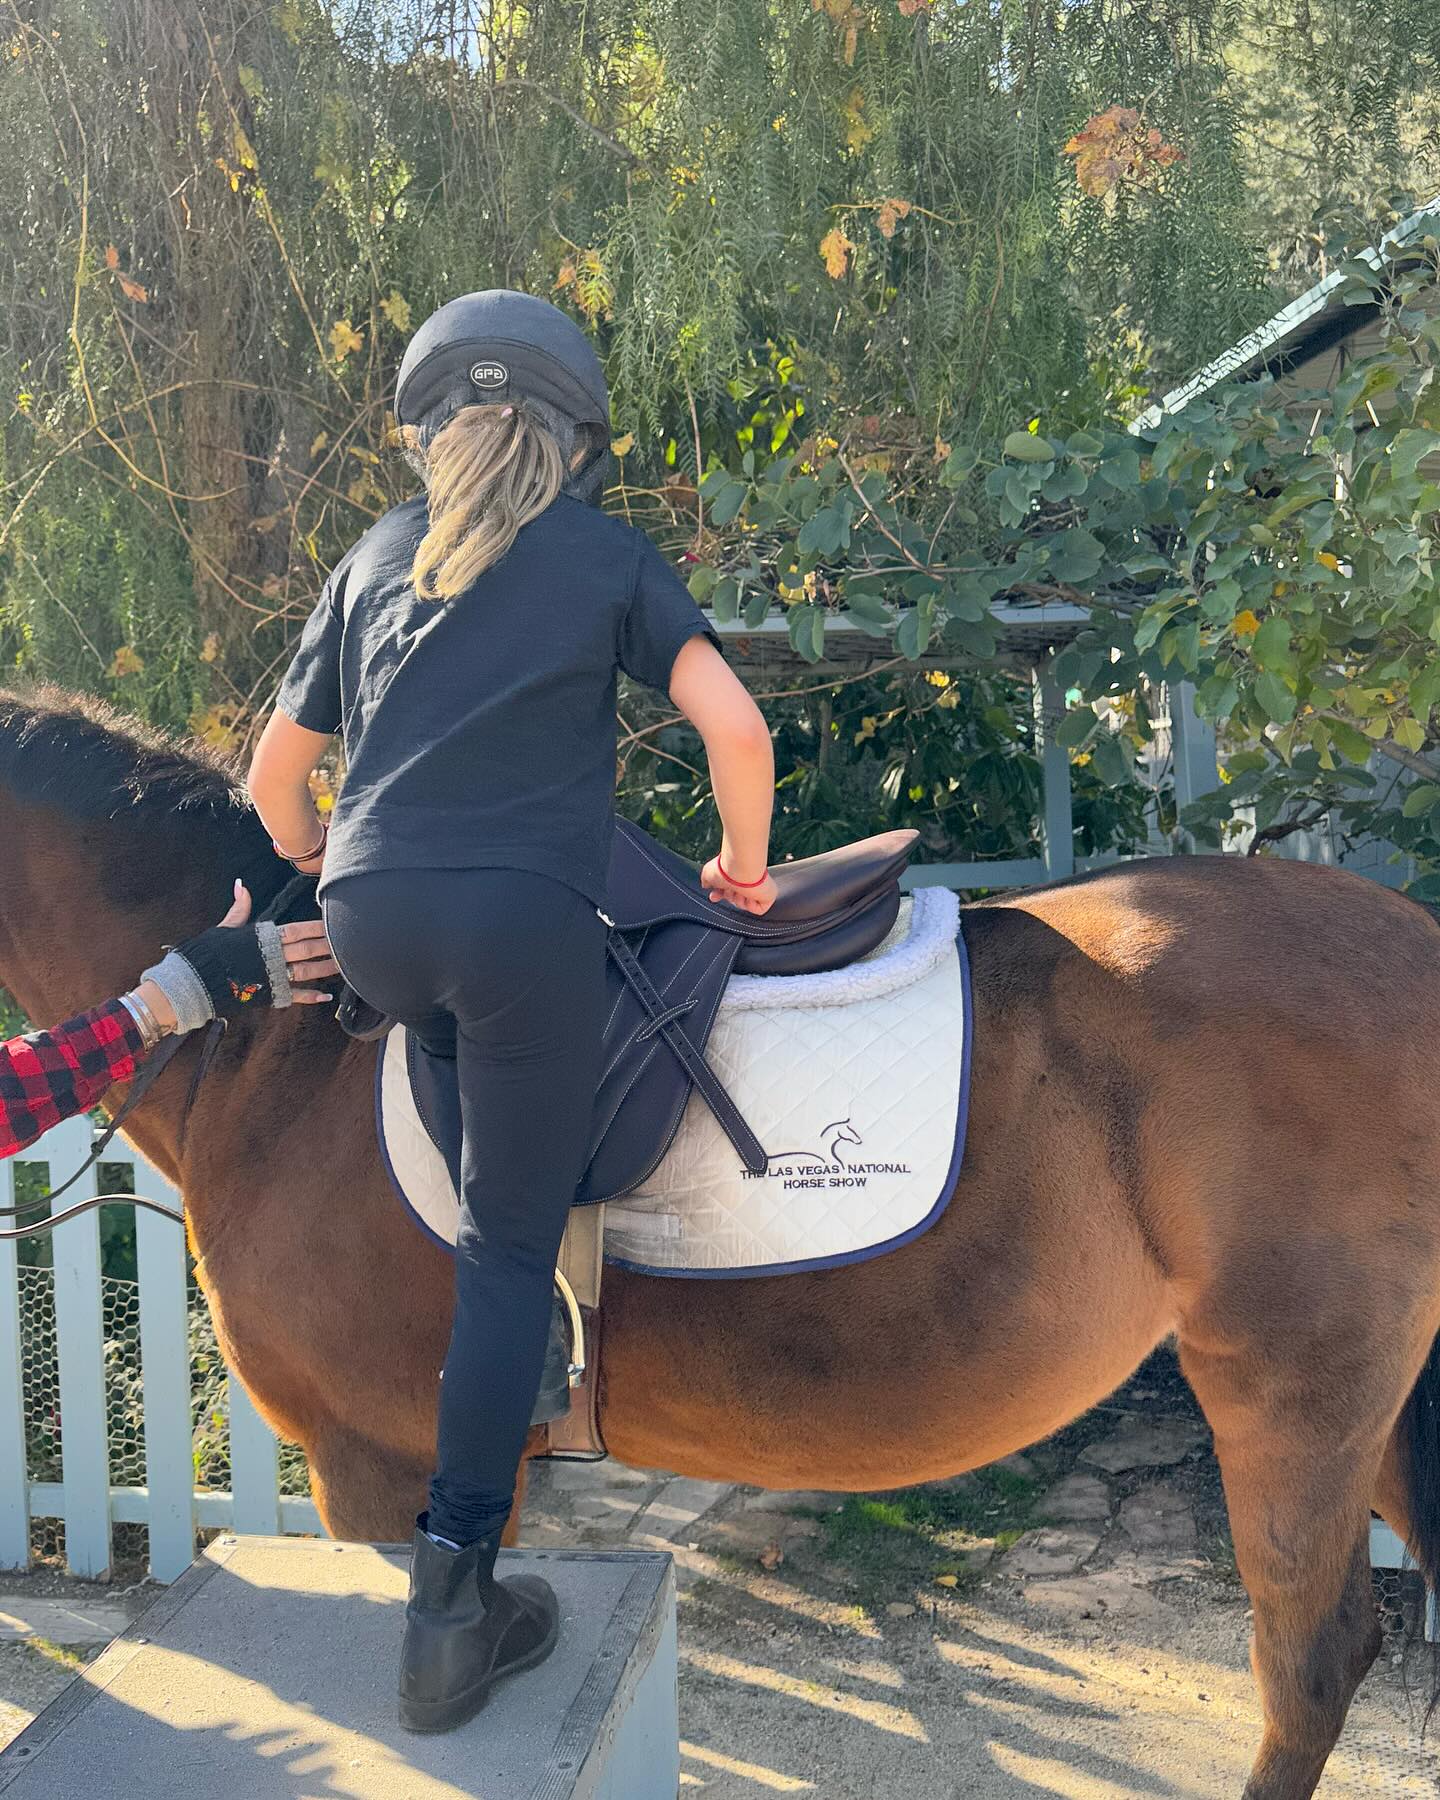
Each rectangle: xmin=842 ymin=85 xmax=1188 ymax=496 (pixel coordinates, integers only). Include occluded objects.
xmin=603 ymin=927 xmax=769 ymax=1175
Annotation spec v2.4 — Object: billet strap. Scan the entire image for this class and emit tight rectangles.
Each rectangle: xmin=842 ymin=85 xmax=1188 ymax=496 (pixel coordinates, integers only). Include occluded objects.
xmin=336 ymin=985 xmax=395 ymax=1042
xmin=539 ymin=1306 xmax=608 ymax=1461
xmin=604 ymin=927 xmax=769 ymax=1174
xmin=558 ymin=1203 xmax=605 ymax=1311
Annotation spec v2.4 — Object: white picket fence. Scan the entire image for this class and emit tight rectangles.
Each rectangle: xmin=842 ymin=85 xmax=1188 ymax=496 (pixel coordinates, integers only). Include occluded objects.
xmin=0 ymin=1116 xmax=322 ymax=1584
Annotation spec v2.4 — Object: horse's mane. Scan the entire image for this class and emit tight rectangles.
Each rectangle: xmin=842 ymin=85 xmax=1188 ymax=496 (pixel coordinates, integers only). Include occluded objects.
xmin=0 ymin=684 xmax=284 ymax=903
xmin=0 ymin=684 xmax=247 ymax=820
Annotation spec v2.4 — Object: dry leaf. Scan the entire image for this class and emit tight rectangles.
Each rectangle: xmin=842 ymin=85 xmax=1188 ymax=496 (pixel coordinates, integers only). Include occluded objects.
xmin=309 ymin=431 xmax=330 ymax=459
xmin=104 ymin=244 xmax=120 ymax=271
xmin=379 ymin=290 xmax=412 ymax=334
xmin=758 ymin=1540 xmax=784 ymax=1571
xmin=192 ymin=703 xmax=243 ymax=750
xmin=109 ymin=645 xmax=144 ymax=678
xmin=117 ymin=272 xmax=149 ymax=304
xmin=876 ymin=197 xmax=912 ymax=239
xmin=1064 ymin=105 xmax=1184 ymax=198
xmin=820 ymin=226 xmax=855 ymax=279
xmin=897 ymin=0 xmax=932 ymax=15
xmin=933 ymin=1573 xmax=959 ymax=1589
xmin=199 ymin=632 xmax=221 ymax=664
xmin=329 ymin=318 xmax=364 ymax=364
xmin=842 ymin=87 xmax=873 ymax=153
xmin=610 ymin=432 xmax=635 ymax=457
xmin=1232 ymin=609 xmax=1261 ymax=638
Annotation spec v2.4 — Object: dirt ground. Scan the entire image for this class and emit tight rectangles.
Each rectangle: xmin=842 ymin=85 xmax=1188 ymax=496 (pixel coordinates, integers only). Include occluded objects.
xmin=1 ymin=1349 xmax=1435 ymax=1796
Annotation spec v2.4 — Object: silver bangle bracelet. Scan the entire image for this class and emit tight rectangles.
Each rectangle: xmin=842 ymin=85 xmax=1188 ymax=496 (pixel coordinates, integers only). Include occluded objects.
xmin=120 ymin=990 xmax=164 ymax=1050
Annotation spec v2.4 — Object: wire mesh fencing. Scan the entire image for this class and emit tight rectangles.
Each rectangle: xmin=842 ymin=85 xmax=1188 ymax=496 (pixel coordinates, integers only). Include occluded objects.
xmin=15 ymin=1258 xmax=312 ymax=1573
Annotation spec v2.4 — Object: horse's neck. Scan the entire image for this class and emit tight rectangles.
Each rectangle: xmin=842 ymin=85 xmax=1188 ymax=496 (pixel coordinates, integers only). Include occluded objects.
xmin=0 ymin=800 xmax=221 ymax=1174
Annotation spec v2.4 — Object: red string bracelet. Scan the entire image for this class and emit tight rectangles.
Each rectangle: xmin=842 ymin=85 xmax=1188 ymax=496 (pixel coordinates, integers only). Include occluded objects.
xmin=716 ymin=858 xmax=769 ymax=888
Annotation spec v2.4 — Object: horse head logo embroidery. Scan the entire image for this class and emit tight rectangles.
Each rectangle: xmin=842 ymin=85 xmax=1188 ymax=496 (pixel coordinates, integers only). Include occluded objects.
xmin=766 ymin=1118 xmax=863 ymax=1170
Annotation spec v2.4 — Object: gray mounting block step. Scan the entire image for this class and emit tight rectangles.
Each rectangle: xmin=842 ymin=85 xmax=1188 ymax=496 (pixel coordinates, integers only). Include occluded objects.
xmin=0 ymin=1536 xmax=678 ymax=1800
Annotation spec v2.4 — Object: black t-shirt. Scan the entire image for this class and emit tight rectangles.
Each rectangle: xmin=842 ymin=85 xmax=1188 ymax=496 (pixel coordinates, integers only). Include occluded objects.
xmin=274 ymin=493 xmax=718 ymax=906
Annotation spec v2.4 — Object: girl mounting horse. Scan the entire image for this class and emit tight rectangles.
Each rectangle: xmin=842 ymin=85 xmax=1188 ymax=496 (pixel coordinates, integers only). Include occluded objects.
xmin=0 ymin=681 xmax=1437 ymax=1795
xmin=247 ymin=290 xmax=781 ymax=1731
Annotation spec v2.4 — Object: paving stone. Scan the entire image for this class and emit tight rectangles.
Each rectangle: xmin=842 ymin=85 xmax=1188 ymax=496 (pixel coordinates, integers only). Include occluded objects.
xmin=548 ymin=1461 xmax=656 ymax=1493
xmin=631 ymin=1476 xmax=733 ymax=1542
xmin=0 ymin=1596 xmax=134 ymax=1647
xmin=514 ymin=1517 xmax=570 ymax=1549
xmin=992 ymin=1452 xmax=1038 ymax=1481
xmin=1107 ymin=1550 xmax=1207 ymax=1584
xmin=1115 ymin=1481 xmax=1198 ymax=1553
xmin=1040 ymin=1473 xmax=1113 ymax=1524
xmin=1079 ymin=1416 xmax=1206 ymax=1474
xmin=739 ymin=1488 xmax=845 ymax=1515
xmin=570 ymin=1493 xmax=644 ymax=1523
xmin=1023 ymin=1570 xmax=1177 ymax=1625
xmin=1003 ymin=1526 xmax=1103 ymax=1578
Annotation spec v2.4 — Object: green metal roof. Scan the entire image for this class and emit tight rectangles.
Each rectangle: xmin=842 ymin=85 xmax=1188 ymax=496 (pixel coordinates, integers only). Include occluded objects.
xmin=1134 ymin=196 xmax=1440 ymax=431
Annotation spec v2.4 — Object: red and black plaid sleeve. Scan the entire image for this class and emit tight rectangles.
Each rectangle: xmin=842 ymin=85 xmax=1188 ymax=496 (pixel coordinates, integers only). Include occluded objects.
xmin=0 ymin=999 xmax=149 ymax=1160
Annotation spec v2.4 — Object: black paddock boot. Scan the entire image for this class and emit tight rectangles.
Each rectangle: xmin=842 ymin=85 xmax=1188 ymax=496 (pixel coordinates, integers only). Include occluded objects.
xmin=398 ymin=1517 xmax=560 ymax=1733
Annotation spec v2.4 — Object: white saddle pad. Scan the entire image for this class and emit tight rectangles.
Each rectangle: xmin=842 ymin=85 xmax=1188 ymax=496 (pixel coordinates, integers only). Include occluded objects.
xmin=376 ymin=887 xmax=970 ymax=1278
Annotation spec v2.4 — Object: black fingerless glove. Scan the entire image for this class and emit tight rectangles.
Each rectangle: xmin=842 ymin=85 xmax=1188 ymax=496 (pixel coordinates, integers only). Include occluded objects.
xmin=141 ymin=923 xmax=292 ymax=1034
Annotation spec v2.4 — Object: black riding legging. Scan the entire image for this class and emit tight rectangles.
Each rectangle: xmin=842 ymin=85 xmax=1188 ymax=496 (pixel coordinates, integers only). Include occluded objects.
xmin=323 ymin=867 xmax=607 ymax=1546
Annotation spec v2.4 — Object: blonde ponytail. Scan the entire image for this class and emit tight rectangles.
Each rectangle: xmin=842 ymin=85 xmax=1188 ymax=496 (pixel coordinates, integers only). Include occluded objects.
xmin=403 ymin=403 xmax=565 ymax=601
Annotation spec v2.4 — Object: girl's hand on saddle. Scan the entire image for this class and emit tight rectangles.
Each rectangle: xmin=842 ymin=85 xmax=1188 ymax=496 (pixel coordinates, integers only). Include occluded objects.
xmin=701 ymin=856 xmax=779 ymax=916
xmin=222 ymin=883 xmax=341 ymax=1002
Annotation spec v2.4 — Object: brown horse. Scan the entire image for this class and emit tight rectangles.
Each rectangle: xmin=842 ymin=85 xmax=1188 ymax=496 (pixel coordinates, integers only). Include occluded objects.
xmin=1 ymin=683 xmax=1437 ymax=1798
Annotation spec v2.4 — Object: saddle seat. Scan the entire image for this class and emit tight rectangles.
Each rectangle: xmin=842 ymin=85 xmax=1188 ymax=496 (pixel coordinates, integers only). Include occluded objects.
xmin=607 ymin=817 xmax=919 ymax=977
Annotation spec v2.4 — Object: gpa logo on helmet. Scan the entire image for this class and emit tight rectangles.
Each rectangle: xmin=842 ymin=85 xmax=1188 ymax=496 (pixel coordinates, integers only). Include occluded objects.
xmin=469 ymin=361 xmax=509 ymax=390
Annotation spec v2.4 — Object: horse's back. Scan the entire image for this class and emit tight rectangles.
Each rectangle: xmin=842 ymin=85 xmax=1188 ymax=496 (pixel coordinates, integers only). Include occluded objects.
xmin=971 ymin=851 xmax=1440 ymax=1032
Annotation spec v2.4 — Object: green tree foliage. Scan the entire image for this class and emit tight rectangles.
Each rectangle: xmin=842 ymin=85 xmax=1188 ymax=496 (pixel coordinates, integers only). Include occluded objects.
xmin=0 ymin=0 xmax=1264 ymax=723
xmin=1 ymin=0 xmax=1438 ymax=869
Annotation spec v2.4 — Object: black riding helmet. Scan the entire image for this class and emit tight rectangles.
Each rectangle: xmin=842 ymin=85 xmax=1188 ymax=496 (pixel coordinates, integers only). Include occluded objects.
xmin=395 ymin=289 xmax=611 ymax=505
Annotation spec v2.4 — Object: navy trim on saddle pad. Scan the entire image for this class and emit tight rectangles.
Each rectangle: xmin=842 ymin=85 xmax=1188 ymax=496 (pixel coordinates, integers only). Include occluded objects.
xmin=374 ymin=923 xmax=974 ymax=1279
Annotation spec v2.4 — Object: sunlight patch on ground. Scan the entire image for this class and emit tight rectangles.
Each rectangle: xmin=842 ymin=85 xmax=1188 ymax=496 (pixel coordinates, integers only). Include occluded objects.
xmin=680 ymin=1738 xmax=818 ymax=1789
xmin=682 ymin=1647 xmax=929 ymax=1742
xmin=987 ymin=1742 xmax=1170 ymax=1799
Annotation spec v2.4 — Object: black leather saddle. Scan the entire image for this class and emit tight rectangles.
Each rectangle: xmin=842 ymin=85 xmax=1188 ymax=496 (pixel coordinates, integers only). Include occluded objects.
xmin=401 ymin=818 xmax=918 ymax=1206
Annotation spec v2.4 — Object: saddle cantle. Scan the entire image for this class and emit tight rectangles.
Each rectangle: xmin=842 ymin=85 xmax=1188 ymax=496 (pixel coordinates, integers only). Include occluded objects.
xmin=406 ymin=818 xmax=918 ymax=1206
